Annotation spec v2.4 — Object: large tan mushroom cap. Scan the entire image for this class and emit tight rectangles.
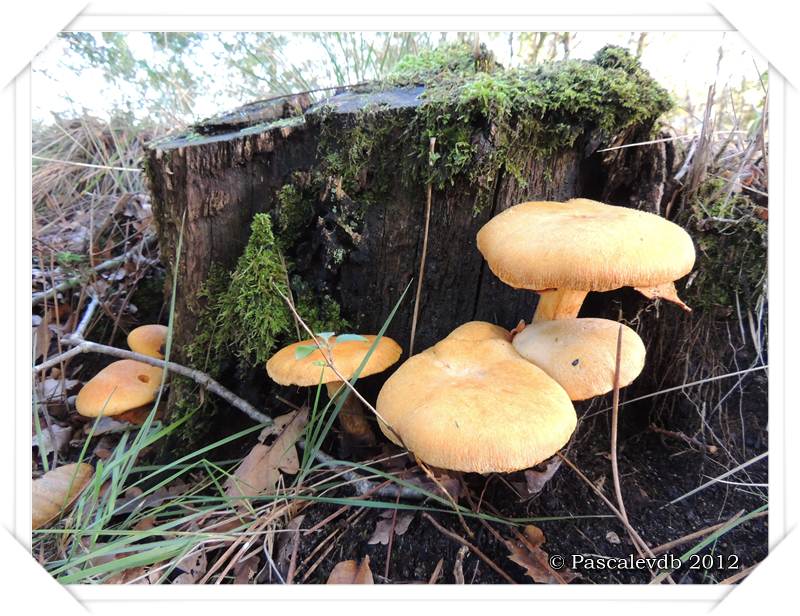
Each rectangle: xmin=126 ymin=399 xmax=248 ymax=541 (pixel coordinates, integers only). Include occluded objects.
xmin=476 ymin=198 xmax=696 ymax=292
xmin=445 ymin=321 xmax=510 ymax=342
xmin=127 ymin=324 xmax=168 ymax=359
xmin=266 ymin=335 xmax=402 ymax=387
xmin=376 ymin=337 xmax=576 ymax=473
xmin=512 ymin=318 xmax=646 ymax=401
xmin=75 ymin=360 xmax=163 ymax=417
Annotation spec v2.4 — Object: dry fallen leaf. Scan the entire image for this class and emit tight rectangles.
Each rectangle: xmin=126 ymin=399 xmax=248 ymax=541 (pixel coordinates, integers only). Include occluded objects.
xmin=326 ymin=556 xmax=374 ymax=584
xmin=32 ymin=463 xmax=94 ymax=529
xmin=33 ymin=314 xmax=51 ymax=362
xmin=38 ymin=378 xmax=80 ymax=403
xmin=116 ymin=405 xmax=159 ymax=425
xmin=606 ymin=530 xmax=621 ymax=545
xmin=93 ymin=436 xmax=116 ymax=460
xmin=523 ymin=456 xmax=562 ymax=495
xmin=225 ymin=408 xmax=308 ymax=499
xmin=32 ymin=424 xmax=72 ymax=457
xmin=172 ymin=548 xmax=208 ymax=584
xmin=505 ymin=525 xmax=578 ymax=584
xmin=106 ymin=566 xmax=152 ymax=585
xmin=233 ymin=555 xmax=260 ymax=585
xmin=84 ymin=416 xmax=134 ymax=437
xmin=635 ymin=281 xmax=691 ymax=312
xmin=133 ymin=516 xmax=156 ymax=532
xmin=367 ymin=510 xmax=414 ymax=545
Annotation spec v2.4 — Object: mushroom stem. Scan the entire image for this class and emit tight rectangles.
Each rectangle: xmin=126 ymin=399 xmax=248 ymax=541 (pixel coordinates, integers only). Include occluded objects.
xmin=325 ymin=381 xmax=377 ymax=446
xmin=532 ymin=289 xmax=588 ymax=322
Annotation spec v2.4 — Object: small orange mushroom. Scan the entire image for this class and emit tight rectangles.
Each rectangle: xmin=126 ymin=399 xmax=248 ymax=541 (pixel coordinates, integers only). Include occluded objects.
xmin=267 ymin=335 xmax=402 ymax=446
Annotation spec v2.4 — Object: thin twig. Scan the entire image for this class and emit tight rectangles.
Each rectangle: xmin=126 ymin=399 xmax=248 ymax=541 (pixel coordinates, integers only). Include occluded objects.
xmin=274 ymin=286 xmax=402 ymax=441
xmin=649 ymin=424 xmax=718 ymax=455
xmin=32 ymin=154 xmax=142 ymax=172
xmin=421 ymin=513 xmax=516 ymax=584
xmin=610 ymin=323 xmax=629 ymax=524
xmin=409 ymin=137 xmax=436 ymax=356
xmin=304 ymin=445 xmax=423 ymax=500
xmin=34 ymin=338 xmax=272 ymax=425
xmin=583 ymin=365 xmax=768 ymax=420
xmin=73 ymin=293 xmax=100 ymax=339
xmin=384 ymin=493 xmax=400 ymax=579
xmin=32 ymin=234 xmax=157 ymax=306
xmin=286 ymin=520 xmax=301 ymax=584
xmin=597 ymin=130 xmax=748 ymax=153
xmin=719 ymin=562 xmax=757 ymax=585
xmin=557 ymin=454 xmax=674 ymax=584
xmin=650 ymin=510 xmax=769 ymax=555
xmin=667 ymin=451 xmax=768 ymax=506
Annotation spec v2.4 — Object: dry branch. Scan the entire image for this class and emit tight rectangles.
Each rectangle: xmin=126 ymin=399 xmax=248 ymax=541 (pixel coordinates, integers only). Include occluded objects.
xmin=32 ymin=234 xmax=157 ymax=306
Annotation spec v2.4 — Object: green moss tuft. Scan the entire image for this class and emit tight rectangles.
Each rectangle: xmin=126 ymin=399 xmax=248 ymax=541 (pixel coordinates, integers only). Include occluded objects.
xmin=292 ymin=276 xmax=350 ymax=335
xmin=682 ymin=179 xmax=767 ymax=314
xmin=276 ymin=180 xmax=315 ymax=246
xmin=187 ymin=213 xmax=292 ymax=369
xmin=185 ymin=212 xmax=351 ymax=378
xmin=386 ymin=42 xmax=499 ymax=84
xmin=315 ymin=44 xmax=672 ymax=216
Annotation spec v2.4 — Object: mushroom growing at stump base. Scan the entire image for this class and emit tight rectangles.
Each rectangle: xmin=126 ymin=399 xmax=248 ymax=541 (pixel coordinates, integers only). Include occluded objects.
xmin=266 ymin=334 xmax=402 ymax=447
xmin=476 ymin=198 xmax=697 ymax=323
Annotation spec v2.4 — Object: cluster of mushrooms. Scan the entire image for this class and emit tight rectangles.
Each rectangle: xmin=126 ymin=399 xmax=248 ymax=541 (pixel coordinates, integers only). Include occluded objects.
xmin=268 ymin=198 xmax=696 ymax=474
xmin=72 ymin=198 xmax=695 ymax=475
xmin=74 ymin=325 xmax=168 ymax=422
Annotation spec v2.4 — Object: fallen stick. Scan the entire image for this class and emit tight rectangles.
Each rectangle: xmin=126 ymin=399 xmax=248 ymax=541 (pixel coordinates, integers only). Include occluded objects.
xmin=34 ymin=303 xmax=422 ymax=501
xmin=422 ymin=512 xmax=516 ymax=584
xmin=649 ymin=424 xmax=719 ymax=455
xmin=719 ymin=562 xmax=757 ymax=585
xmin=32 ymin=234 xmax=157 ymax=306
xmin=557 ymin=453 xmax=675 ymax=584
xmin=650 ymin=510 xmax=767 ymax=555
xmin=306 ymin=445 xmax=423 ymax=500
xmin=34 ymin=337 xmax=271 ymax=425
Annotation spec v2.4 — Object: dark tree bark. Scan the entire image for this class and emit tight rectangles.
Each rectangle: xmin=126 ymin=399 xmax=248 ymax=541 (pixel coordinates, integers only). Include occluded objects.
xmin=146 ymin=86 xmax=671 ymax=445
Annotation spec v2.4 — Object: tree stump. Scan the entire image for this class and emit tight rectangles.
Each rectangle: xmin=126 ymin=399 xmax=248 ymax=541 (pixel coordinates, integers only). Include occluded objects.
xmin=145 ymin=45 xmax=674 ymax=449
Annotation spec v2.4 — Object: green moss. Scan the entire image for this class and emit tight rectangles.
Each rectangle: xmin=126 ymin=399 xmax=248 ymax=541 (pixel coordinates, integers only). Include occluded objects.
xmin=292 ymin=276 xmax=350 ymax=335
xmin=185 ymin=212 xmax=350 ymax=378
xmin=315 ymin=44 xmax=672 ymax=215
xmin=162 ymin=377 xmax=222 ymax=453
xmin=386 ymin=42 xmax=499 ymax=83
xmin=187 ymin=213 xmax=292 ymax=370
xmin=276 ymin=180 xmax=315 ymax=246
xmin=682 ymin=179 xmax=767 ymax=314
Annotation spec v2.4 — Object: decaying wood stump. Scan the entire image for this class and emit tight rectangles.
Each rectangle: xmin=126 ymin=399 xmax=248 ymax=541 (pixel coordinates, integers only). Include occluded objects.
xmin=146 ymin=46 xmax=677 ymax=448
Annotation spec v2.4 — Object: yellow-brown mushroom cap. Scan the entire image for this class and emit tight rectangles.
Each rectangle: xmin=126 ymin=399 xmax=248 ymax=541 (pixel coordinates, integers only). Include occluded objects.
xmin=266 ymin=335 xmax=402 ymax=387
xmin=75 ymin=360 xmax=164 ymax=417
xmin=127 ymin=324 xmax=168 ymax=359
xmin=476 ymin=198 xmax=696 ymax=292
xmin=376 ymin=337 xmax=576 ymax=473
xmin=445 ymin=321 xmax=510 ymax=342
xmin=512 ymin=318 xmax=646 ymax=401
